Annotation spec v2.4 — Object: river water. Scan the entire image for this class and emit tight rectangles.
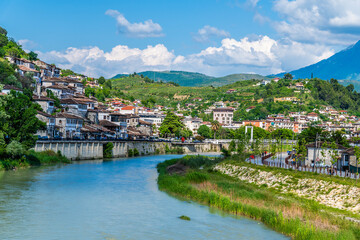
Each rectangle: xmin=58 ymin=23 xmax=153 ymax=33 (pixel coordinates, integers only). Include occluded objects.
xmin=0 ymin=155 xmax=288 ymax=240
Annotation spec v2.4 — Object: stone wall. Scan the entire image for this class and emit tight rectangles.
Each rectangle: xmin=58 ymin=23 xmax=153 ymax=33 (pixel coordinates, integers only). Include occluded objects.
xmin=34 ymin=140 xmax=223 ymax=160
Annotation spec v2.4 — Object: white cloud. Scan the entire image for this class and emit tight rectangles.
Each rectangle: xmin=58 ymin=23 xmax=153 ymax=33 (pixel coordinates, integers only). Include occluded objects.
xmin=18 ymin=39 xmax=37 ymax=51
xmin=246 ymin=0 xmax=259 ymax=8
xmin=105 ymin=9 xmax=164 ymax=38
xmin=273 ymin=0 xmax=360 ymax=46
xmin=193 ymin=25 xmax=230 ymax=42
xmin=38 ymin=36 xmax=333 ymax=78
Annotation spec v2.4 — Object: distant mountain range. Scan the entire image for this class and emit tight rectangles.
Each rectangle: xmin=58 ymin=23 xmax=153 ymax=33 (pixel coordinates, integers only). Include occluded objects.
xmin=275 ymin=40 xmax=360 ymax=82
xmin=112 ymin=40 xmax=360 ymax=89
xmin=112 ymin=71 xmax=270 ymax=87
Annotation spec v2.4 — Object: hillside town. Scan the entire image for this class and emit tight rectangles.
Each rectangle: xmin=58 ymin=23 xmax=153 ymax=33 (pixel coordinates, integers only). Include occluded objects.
xmin=2 ymin=55 xmax=360 ymax=142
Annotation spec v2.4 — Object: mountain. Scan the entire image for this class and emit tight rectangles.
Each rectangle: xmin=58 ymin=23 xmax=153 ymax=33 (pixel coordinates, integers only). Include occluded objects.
xmin=276 ymin=40 xmax=360 ymax=81
xmin=112 ymin=71 xmax=270 ymax=87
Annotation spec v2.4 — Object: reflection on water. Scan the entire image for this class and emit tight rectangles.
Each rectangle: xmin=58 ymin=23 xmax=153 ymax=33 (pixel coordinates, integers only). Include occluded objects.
xmin=0 ymin=155 xmax=289 ymax=240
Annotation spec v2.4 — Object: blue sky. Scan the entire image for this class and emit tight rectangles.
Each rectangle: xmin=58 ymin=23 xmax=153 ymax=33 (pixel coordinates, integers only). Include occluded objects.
xmin=1 ymin=0 xmax=360 ymax=78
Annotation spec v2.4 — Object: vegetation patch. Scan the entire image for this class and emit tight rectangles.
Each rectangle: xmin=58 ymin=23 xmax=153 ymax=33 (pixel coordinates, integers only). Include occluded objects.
xmin=157 ymin=155 xmax=360 ymax=240
xmin=179 ymin=215 xmax=191 ymax=221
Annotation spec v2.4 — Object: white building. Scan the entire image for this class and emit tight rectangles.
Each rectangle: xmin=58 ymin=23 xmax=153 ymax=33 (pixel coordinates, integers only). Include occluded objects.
xmin=213 ymin=108 xmax=234 ymax=125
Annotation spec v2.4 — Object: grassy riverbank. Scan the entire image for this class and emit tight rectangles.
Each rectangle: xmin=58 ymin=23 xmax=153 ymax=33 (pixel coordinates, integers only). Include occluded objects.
xmin=0 ymin=150 xmax=70 ymax=170
xmin=157 ymin=155 xmax=360 ymax=240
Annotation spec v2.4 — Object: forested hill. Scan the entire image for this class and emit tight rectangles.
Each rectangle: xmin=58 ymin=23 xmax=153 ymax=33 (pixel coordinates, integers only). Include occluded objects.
xmin=275 ymin=40 xmax=360 ymax=82
xmin=111 ymin=71 xmax=270 ymax=87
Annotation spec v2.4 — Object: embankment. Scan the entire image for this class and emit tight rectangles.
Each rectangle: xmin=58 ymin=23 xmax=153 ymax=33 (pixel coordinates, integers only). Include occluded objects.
xmin=157 ymin=155 xmax=360 ymax=240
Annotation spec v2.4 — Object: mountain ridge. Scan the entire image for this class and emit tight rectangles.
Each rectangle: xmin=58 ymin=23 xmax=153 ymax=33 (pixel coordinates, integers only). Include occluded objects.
xmin=275 ymin=40 xmax=360 ymax=81
xmin=112 ymin=71 xmax=270 ymax=87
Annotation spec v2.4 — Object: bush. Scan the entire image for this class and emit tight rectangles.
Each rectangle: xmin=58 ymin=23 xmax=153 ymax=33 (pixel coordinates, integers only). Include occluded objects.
xmin=128 ymin=149 xmax=134 ymax=157
xmin=103 ymin=142 xmax=114 ymax=158
xmin=6 ymin=140 xmax=25 ymax=158
xmin=133 ymin=148 xmax=140 ymax=156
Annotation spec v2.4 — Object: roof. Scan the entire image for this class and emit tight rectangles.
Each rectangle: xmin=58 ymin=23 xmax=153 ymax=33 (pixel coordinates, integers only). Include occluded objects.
xmin=18 ymin=65 xmax=39 ymax=73
xmin=36 ymin=110 xmax=54 ymax=118
xmin=306 ymin=141 xmax=347 ymax=150
xmin=2 ymin=85 xmax=22 ymax=91
xmin=340 ymin=147 xmax=356 ymax=155
xmin=121 ymin=106 xmax=136 ymax=110
xmin=55 ymin=113 xmax=84 ymax=119
xmin=60 ymin=97 xmax=94 ymax=105
xmin=213 ymin=108 xmax=234 ymax=112
xmin=307 ymin=112 xmax=318 ymax=116
xmin=99 ymin=120 xmax=119 ymax=127
xmin=139 ymin=120 xmax=152 ymax=126
xmin=81 ymin=124 xmax=114 ymax=133
xmin=33 ymin=95 xmax=54 ymax=101
xmin=46 ymin=84 xmax=75 ymax=91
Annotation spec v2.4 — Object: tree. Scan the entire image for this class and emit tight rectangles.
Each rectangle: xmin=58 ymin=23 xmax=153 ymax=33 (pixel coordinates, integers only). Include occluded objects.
xmin=271 ymin=129 xmax=294 ymax=140
xmin=6 ymin=140 xmax=25 ymax=158
xmin=284 ymin=73 xmax=293 ymax=80
xmin=320 ymin=141 xmax=328 ymax=166
xmin=211 ymin=121 xmax=220 ymax=139
xmin=329 ymin=142 xmax=340 ymax=176
xmin=197 ymin=125 xmax=211 ymax=139
xmin=28 ymin=51 xmax=38 ymax=61
xmin=159 ymin=112 xmax=184 ymax=138
xmin=229 ymin=140 xmax=236 ymax=152
xmin=295 ymin=138 xmax=307 ymax=165
xmin=104 ymin=80 xmax=112 ymax=89
xmin=98 ymin=76 xmax=106 ymax=85
xmin=354 ymin=146 xmax=360 ymax=182
xmin=3 ymin=91 xmax=45 ymax=148
xmin=0 ymin=26 xmax=7 ymax=36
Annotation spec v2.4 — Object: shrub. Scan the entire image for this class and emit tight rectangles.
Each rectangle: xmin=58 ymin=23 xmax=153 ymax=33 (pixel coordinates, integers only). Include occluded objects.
xmin=103 ymin=142 xmax=114 ymax=158
xmin=6 ymin=140 xmax=25 ymax=158
xmin=133 ymin=148 xmax=139 ymax=156
xmin=128 ymin=149 xmax=134 ymax=157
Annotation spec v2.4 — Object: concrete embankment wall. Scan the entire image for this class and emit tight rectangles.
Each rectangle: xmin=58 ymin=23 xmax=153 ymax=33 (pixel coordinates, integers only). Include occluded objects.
xmin=34 ymin=141 xmax=223 ymax=160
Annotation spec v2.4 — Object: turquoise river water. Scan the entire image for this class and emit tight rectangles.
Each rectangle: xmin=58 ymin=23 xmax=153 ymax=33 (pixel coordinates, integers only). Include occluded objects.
xmin=0 ymin=154 xmax=288 ymax=240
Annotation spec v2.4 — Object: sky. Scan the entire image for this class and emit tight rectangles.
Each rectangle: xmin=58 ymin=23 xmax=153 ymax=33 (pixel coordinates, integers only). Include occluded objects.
xmin=1 ymin=0 xmax=360 ymax=78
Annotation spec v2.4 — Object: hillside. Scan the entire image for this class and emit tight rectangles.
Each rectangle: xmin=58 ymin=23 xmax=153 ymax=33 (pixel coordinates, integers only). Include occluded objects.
xmin=112 ymin=71 xmax=215 ymax=87
xmin=112 ymin=71 xmax=269 ymax=87
xmin=210 ymin=73 xmax=270 ymax=87
xmin=276 ymin=40 xmax=360 ymax=82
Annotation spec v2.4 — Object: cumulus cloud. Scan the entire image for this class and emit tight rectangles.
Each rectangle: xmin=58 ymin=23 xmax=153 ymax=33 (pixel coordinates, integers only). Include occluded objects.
xmin=193 ymin=25 xmax=230 ymax=42
xmin=18 ymin=39 xmax=37 ymax=51
xmin=273 ymin=0 xmax=360 ymax=46
xmin=105 ymin=9 xmax=163 ymax=38
xmin=38 ymin=36 xmax=333 ymax=78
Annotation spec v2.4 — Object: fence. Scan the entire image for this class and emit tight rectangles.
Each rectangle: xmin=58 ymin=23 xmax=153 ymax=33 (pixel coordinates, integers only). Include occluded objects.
xmin=261 ymin=159 xmax=359 ymax=179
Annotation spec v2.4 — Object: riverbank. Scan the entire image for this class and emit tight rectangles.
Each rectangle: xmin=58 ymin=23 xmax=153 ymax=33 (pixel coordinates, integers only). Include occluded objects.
xmin=0 ymin=150 xmax=70 ymax=171
xmin=157 ymin=155 xmax=360 ymax=240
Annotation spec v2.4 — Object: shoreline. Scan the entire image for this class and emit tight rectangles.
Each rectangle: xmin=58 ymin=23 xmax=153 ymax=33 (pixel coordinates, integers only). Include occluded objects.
xmin=157 ymin=155 xmax=360 ymax=240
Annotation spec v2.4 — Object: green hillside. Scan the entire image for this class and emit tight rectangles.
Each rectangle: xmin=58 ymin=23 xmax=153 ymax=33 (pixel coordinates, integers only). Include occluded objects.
xmin=107 ymin=74 xmax=360 ymax=121
xmin=207 ymin=73 xmax=271 ymax=87
xmin=112 ymin=71 xmax=270 ymax=87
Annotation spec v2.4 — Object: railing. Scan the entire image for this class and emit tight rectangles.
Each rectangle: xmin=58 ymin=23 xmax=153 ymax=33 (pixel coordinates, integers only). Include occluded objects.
xmin=257 ymin=158 xmax=359 ymax=179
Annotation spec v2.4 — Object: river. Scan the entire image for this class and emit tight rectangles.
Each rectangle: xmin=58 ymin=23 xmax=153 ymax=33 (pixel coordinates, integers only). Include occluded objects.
xmin=0 ymin=155 xmax=288 ymax=240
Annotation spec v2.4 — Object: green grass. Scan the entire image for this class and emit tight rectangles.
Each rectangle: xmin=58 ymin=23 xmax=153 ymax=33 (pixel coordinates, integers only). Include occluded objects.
xmin=157 ymin=155 xmax=360 ymax=240
xmin=0 ymin=150 xmax=70 ymax=171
